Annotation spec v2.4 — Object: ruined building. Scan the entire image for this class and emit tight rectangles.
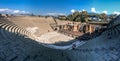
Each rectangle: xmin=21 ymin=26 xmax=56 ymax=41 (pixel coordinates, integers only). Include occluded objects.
xmin=0 ymin=16 xmax=120 ymax=61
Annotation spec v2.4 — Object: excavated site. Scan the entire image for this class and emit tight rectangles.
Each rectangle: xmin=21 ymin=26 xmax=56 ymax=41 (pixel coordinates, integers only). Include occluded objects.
xmin=0 ymin=15 xmax=120 ymax=61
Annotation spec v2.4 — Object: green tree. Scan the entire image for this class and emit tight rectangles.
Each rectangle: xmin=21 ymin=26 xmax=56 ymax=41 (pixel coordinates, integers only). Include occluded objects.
xmin=100 ymin=13 xmax=108 ymax=22
xmin=67 ymin=11 xmax=89 ymax=22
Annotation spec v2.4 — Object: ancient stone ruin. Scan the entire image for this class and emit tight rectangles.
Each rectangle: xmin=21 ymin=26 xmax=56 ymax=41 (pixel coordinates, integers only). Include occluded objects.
xmin=0 ymin=15 xmax=120 ymax=61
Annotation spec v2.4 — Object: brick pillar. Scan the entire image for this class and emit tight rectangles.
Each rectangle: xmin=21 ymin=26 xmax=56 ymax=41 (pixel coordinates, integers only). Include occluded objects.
xmin=73 ymin=25 xmax=78 ymax=32
xmin=89 ymin=25 xmax=92 ymax=34
xmin=64 ymin=25 xmax=67 ymax=30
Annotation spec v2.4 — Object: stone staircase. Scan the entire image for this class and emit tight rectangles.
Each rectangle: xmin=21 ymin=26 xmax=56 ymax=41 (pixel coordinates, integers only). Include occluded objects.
xmin=0 ymin=18 xmax=40 ymax=61
xmin=0 ymin=16 xmax=120 ymax=61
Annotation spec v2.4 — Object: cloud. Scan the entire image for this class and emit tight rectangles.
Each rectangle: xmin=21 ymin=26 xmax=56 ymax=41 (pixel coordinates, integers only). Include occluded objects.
xmin=13 ymin=10 xmax=21 ymax=13
xmin=47 ymin=12 xmax=65 ymax=16
xmin=13 ymin=10 xmax=29 ymax=14
xmin=71 ymin=9 xmax=75 ymax=13
xmin=91 ymin=8 xmax=96 ymax=13
xmin=102 ymin=11 xmax=108 ymax=14
xmin=0 ymin=8 xmax=29 ymax=14
xmin=79 ymin=10 xmax=81 ymax=12
xmin=82 ymin=9 xmax=86 ymax=11
xmin=113 ymin=11 xmax=120 ymax=15
xmin=0 ymin=8 xmax=11 ymax=12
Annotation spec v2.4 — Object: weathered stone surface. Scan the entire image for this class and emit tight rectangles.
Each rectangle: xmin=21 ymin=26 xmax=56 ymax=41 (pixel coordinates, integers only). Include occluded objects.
xmin=0 ymin=16 xmax=120 ymax=61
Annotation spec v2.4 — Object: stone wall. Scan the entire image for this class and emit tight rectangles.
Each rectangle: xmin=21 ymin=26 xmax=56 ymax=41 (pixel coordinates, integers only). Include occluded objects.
xmin=0 ymin=16 xmax=120 ymax=61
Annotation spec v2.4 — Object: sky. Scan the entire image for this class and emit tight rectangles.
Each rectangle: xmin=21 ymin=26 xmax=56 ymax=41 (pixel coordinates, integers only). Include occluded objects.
xmin=0 ymin=0 xmax=120 ymax=15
